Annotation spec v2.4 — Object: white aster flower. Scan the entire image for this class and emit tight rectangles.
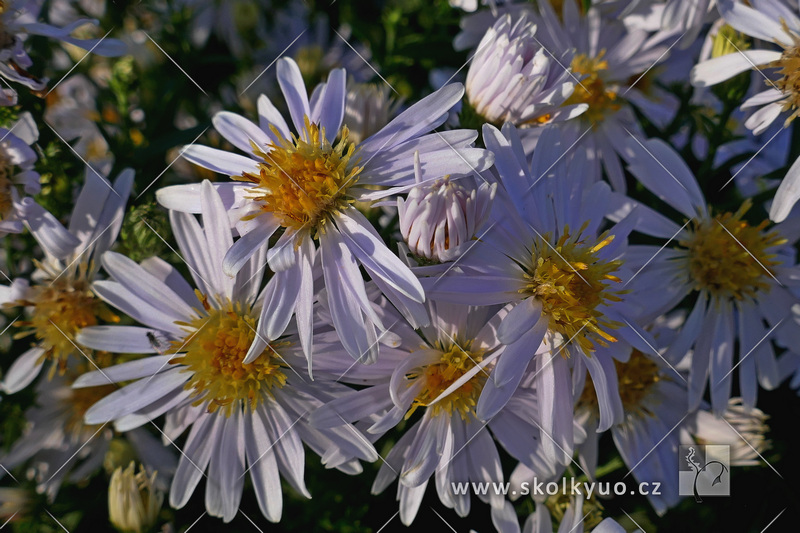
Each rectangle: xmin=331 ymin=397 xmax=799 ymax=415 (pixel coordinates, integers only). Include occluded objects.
xmin=423 ymin=123 xmax=651 ymax=468
xmin=464 ymin=13 xmax=587 ymax=149
xmin=575 ymin=345 xmax=689 ymax=515
xmin=75 ymin=181 xmax=378 ymax=523
xmin=530 ymin=0 xmax=680 ymax=188
xmin=0 ymin=168 xmax=133 ymax=393
xmin=613 ymin=136 xmax=799 ymax=412
xmin=311 ymin=299 xmax=556 ymax=527
xmin=0 ymin=0 xmax=125 ymax=96
xmin=158 ymin=57 xmax=493 ymax=367
xmin=691 ymin=0 xmax=800 ymax=220
xmin=0 ymin=112 xmax=41 ymax=237
xmin=0 ymin=359 xmax=175 ymax=501
xmin=398 ymin=154 xmax=496 ymax=262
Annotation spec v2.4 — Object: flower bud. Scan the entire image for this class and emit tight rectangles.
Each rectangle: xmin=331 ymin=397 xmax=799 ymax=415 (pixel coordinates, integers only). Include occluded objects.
xmin=108 ymin=462 xmax=163 ymax=533
xmin=398 ymin=155 xmax=495 ymax=262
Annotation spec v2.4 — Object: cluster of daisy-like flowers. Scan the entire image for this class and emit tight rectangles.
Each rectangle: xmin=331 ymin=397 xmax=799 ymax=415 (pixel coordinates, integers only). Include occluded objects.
xmin=0 ymin=0 xmax=797 ymax=532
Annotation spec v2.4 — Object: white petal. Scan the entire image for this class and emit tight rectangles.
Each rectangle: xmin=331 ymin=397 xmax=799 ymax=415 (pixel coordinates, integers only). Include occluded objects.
xmin=84 ymin=367 xmax=189 ymax=424
xmin=277 ymin=57 xmax=311 ymax=133
xmin=0 ymin=347 xmax=44 ymax=393
xmin=212 ymin=111 xmax=272 ymax=155
xmin=691 ymin=50 xmax=781 ymax=87
xmin=181 ymin=144 xmax=260 ymax=177
xmin=72 ymin=354 xmax=174 ymax=388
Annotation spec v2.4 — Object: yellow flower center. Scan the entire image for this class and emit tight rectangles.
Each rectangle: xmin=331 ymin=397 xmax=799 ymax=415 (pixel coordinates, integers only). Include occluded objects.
xmin=406 ymin=342 xmax=487 ymax=421
xmin=565 ymin=52 xmax=622 ymax=124
xmin=12 ymin=266 xmax=119 ymax=376
xmin=239 ymin=117 xmax=362 ymax=233
xmin=768 ymin=22 xmax=800 ymax=126
xmin=578 ymin=350 xmax=662 ymax=417
xmin=680 ymin=201 xmax=784 ymax=300
xmin=523 ymin=225 xmax=624 ymax=354
xmin=171 ymin=298 xmax=288 ymax=416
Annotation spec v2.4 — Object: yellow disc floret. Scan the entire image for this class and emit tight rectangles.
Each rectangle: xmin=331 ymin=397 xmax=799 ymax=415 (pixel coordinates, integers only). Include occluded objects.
xmin=406 ymin=341 xmax=487 ymax=421
xmin=172 ymin=298 xmax=287 ymax=416
xmin=681 ymin=200 xmax=784 ymax=300
xmin=578 ymin=350 xmax=662 ymax=418
xmin=239 ymin=116 xmax=362 ymax=233
xmin=524 ymin=224 xmax=624 ymax=354
xmin=12 ymin=263 xmax=119 ymax=376
xmin=565 ymin=51 xmax=622 ymax=124
xmin=768 ymin=22 xmax=800 ymax=126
